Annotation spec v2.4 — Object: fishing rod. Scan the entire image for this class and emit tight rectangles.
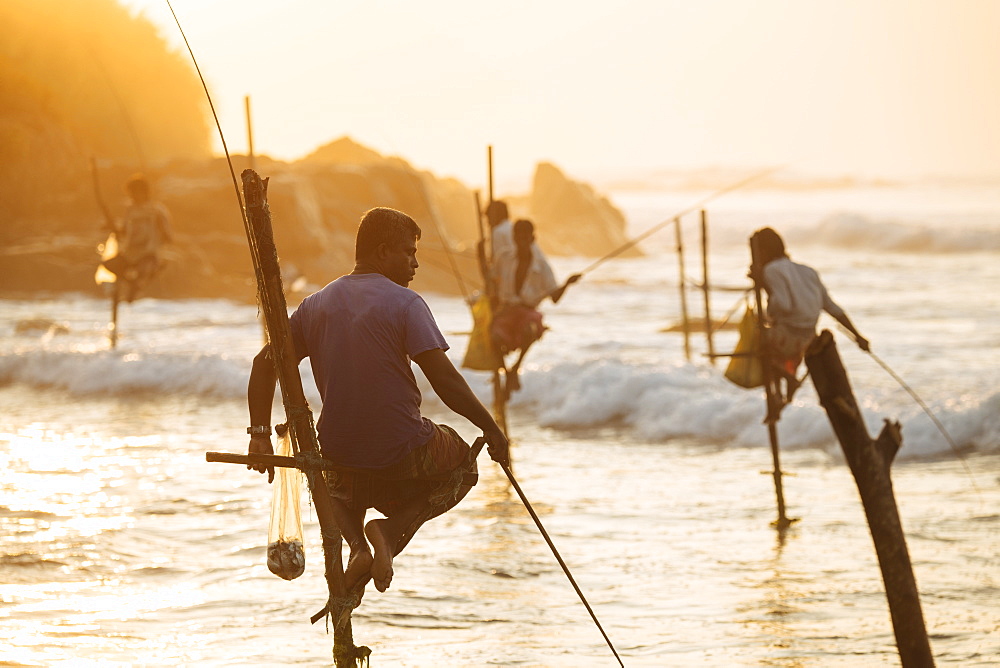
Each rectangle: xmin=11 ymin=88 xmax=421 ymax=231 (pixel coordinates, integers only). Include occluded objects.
xmin=837 ymin=327 xmax=981 ymax=497
xmin=164 ymin=1 xmax=250 ymax=237
xmin=499 ymin=461 xmax=626 ymax=667
xmin=576 ymin=164 xmax=787 ymax=278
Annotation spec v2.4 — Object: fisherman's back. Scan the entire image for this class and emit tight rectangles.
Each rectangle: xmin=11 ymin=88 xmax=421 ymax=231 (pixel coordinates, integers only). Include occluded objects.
xmin=289 ymin=273 xmax=448 ymax=469
xmin=763 ymin=257 xmax=845 ymax=330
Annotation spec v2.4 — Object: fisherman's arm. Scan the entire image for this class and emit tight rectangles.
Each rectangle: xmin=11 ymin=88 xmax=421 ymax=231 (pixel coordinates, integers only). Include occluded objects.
xmin=247 ymin=344 xmax=278 ymax=481
xmin=550 ymin=273 xmax=582 ymax=304
xmin=413 ymin=348 xmax=509 ymax=465
xmin=822 ymin=289 xmax=870 ymax=352
xmin=830 ymin=311 xmax=870 ymax=352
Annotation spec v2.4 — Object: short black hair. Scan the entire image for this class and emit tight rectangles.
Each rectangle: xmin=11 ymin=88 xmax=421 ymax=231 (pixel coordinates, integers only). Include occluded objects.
xmin=752 ymin=227 xmax=787 ymax=264
xmin=513 ymin=218 xmax=535 ymax=240
xmin=355 ymin=207 xmax=421 ymax=261
xmin=485 ymin=200 xmax=509 ymax=228
xmin=125 ymin=173 xmax=149 ymax=198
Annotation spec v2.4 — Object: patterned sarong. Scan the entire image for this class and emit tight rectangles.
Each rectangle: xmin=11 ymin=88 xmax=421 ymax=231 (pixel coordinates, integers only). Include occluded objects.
xmin=325 ymin=423 xmax=476 ymax=516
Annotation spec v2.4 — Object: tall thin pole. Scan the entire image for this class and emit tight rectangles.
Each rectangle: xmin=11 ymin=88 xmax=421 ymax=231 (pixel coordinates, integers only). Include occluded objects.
xmin=487 ymin=145 xmax=494 ymax=205
xmin=244 ymin=95 xmax=255 ymax=171
xmin=750 ymin=233 xmax=791 ymax=529
xmin=109 ymin=283 xmax=120 ymax=349
xmin=674 ymin=217 xmax=691 ymax=361
xmin=701 ymin=210 xmax=715 ymax=366
xmin=474 ymin=189 xmax=507 ymax=435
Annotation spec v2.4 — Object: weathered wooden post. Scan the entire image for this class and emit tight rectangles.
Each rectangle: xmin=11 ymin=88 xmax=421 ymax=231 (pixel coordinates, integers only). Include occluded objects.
xmin=805 ymin=330 xmax=935 ymax=667
xmin=674 ymin=217 xmax=692 ymax=361
xmin=240 ymin=170 xmax=369 ymax=667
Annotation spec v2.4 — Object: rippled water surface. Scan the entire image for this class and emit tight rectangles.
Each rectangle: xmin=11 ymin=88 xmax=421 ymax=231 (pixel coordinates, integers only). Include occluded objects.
xmin=2 ymin=185 xmax=998 ymax=665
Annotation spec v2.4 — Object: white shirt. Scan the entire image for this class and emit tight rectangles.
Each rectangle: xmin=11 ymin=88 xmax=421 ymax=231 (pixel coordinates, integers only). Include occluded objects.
xmin=496 ymin=246 xmax=560 ymax=309
xmin=763 ymin=257 xmax=845 ymax=330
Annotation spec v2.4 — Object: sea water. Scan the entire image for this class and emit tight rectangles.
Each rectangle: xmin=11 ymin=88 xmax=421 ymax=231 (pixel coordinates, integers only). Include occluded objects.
xmin=1 ymin=182 xmax=998 ymax=666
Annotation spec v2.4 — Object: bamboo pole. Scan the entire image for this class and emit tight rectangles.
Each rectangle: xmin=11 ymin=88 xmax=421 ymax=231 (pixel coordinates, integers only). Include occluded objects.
xmin=244 ymin=95 xmax=255 ymax=171
xmin=487 ymin=145 xmax=494 ymax=205
xmin=109 ymin=284 xmax=120 ymax=349
xmin=240 ymin=170 xmax=368 ymax=667
xmin=700 ymin=210 xmax=715 ymax=366
xmin=749 ymin=233 xmax=792 ymax=529
xmin=674 ymin=217 xmax=691 ymax=361
xmin=474 ymin=190 xmax=508 ymax=434
xmin=805 ymin=331 xmax=934 ymax=667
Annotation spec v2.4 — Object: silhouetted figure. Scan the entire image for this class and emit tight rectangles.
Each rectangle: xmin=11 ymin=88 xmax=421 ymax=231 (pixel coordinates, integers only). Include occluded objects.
xmin=751 ymin=227 xmax=869 ymax=422
xmin=102 ymin=174 xmax=173 ymax=301
xmin=492 ymin=218 xmax=580 ymax=397
xmin=247 ymin=207 xmax=509 ymax=594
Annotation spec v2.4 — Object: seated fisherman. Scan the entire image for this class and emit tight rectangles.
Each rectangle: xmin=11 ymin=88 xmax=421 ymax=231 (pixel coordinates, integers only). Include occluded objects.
xmin=492 ymin=218 xmax=580 ymax=397
xmin=247 ymin=207 xmax=509 ymax=594
xmin=103 ymin=174 xmax=173 ymax=301
xmin=751 ymin=226 xmax=869 ymax=421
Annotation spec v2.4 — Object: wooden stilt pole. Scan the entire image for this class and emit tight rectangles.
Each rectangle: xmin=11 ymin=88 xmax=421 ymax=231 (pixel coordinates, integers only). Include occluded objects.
xmin=674 ymin=217 xmax=691 ymax=362
xmin=244 ymin=95 xmax=255 ymax=171
xmin=805 ymin=331 xmax=935 ymax=667
xmin=475 ymin=188 xmax=508 ymax=434
xmin=240 ymin=170 xmax=368 ymax=667
xmin=700 ymin=210 xmax=715 ymax=366
xmin=749 ymin=234 xmax=792 ymax=529
xmin=109 ymin=283 xmax=120 ymax=349
xmin=487 ymin=145 xmax=494 ymax=204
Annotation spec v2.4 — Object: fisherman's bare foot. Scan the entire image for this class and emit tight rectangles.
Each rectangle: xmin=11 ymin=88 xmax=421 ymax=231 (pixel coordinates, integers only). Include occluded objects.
xmin=365 ymin=519 xmax=394 ymax=593
xmin=343 ymin=544 xmax=373 ymax=591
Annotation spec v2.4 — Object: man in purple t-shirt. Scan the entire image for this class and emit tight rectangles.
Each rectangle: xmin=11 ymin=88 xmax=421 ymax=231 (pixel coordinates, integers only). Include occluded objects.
xmin=246 ymin=207 xmax=508 ymax=594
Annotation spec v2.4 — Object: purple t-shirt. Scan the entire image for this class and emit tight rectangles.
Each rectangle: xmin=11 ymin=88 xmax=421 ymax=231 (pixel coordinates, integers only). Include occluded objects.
xmin=289 ymin=273 xmax=449 ymax=468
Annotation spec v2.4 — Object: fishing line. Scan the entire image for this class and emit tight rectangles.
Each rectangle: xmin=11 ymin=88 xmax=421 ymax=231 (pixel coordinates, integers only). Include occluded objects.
xmin=164 ymin=1 xmax=249 ymax=236
xmin=499 ymin=462 xmax=626 ymax=667
xmin=837 ymin=326 xmax=981 ymax=498
xmin=576 ymin=164 xmax=787 ymax=277
xmin=418 ymin=180 xmax=475 ymax=302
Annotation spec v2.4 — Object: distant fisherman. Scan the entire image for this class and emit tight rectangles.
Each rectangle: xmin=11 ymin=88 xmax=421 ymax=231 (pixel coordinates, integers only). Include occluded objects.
xmin=246 ymin=207 xmax=509 ymax=593
xmin=751 ymin=227 xmax=869 ymax=421
xmin=102 ymin=174 xmax=173 ymax=301
xmin=492 ymin=217 xmax=580 ymax=397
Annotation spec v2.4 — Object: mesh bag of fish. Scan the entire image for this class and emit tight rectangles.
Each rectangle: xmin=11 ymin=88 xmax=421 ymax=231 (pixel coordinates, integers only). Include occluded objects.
xmin=267 ymin=428 xmax=305 ymax=580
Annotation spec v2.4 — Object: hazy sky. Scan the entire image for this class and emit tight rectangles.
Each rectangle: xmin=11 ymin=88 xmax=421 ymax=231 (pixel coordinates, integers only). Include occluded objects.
xmin=123 ymin=0 xmax=1000 ymax=189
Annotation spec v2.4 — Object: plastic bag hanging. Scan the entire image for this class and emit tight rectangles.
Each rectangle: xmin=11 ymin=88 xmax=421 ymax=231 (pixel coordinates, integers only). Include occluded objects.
xmin=266 ymin=427 xmax=305 ymax=580
xmin=724 ymin=305 xmax=765 ymax=389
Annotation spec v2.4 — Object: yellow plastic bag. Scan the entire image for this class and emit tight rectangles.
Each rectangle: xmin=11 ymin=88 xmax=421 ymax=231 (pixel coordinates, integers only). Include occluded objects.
xmin=266 ymin=428 xmax=305 ymax=580
xmin=461 ymin=297 xmax=503 ymax=371
xmin=724 ymin=306 xmax=764 ymax=389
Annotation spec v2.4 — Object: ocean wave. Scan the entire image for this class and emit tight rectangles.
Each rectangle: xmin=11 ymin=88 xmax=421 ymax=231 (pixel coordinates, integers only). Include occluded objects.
xmin=789 ymin=213 xmax=1000 ymax=253
xmin=499 ymin=358 xmax=999 ymax=459
xmin=2 ymin=349 xmax=994 ymax=459
xmin=0 ymin=349 xmax=251 ymax=399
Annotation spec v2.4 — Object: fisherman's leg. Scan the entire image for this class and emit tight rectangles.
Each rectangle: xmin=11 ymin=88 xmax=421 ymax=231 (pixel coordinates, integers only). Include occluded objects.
xmin=364 ymin=482 xmax=473 ymax=593
xmin=323 ymin=472 xmax=377 ymax=590
xmin=331 ymin=500 xmax=373 ymax=590
xmin=504 ymin=344 xmax=532 ymax=398
xmin=365 ymin=424 xmax=474 ymax=592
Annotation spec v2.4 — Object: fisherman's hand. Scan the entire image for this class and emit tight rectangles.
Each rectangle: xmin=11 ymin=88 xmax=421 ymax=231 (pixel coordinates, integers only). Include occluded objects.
xmin=856 ymin=336 xmax=871 ymax=353
xmin=484 ymin=428 xmax=510 ymax=468
xmin=248 ymin=434 xmax=274 ymax=483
